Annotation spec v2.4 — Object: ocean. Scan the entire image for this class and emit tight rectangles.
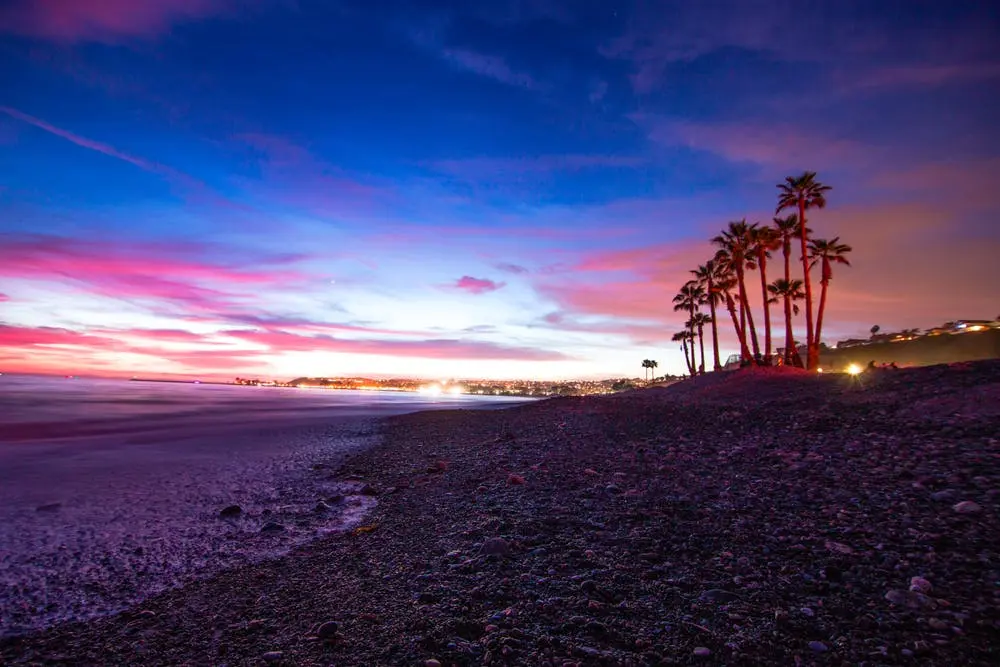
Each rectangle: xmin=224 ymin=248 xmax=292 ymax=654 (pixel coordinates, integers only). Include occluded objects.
xmin=0 ymin=374 xmax=528 ymax=636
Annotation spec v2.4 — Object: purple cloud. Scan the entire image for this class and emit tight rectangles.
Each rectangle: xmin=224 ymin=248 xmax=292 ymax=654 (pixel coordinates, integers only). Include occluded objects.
xmin=454 ymin=276 xmax=506 ymax=294
xmin=495 ymin=262 xmax=529 ymax=275
xmin=440 ymin=49 xmax=541 ymax=90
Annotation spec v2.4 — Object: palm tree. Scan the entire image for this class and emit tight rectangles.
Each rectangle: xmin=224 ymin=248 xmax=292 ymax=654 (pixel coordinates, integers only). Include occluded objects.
xmin=641 ymin=359 xmax=650 ymax=380
xmin=714 ymin=263 xmax=754 ymax=364
xmin=673 ymin=281 xmax=705 ymax=372
xmin=777 ymin=172 xmax=832 ymax=370
xmin=767 ymin=278 xmax=805 ymax=365
xmin=712 ymin=221 xmax=761 ymax=359
xmin=671 ymin=331 xmax=695 ymax=376
xmin=808 ymin=237 xmax=852 ymax=352
xmin=691 ymin=260 xmax=725 ymax=371
xmin=750 ymin=225 xmax=781 ymax=362
xmin=649 ymin=359 xmax=659 ymax=380
xmin=690 ymin=313 xmax=711 ymax=375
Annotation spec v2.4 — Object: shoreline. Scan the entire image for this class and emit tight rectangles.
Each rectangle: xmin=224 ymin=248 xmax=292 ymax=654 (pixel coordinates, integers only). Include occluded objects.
xmin=3 ymin=361 xmax=999 ymax=664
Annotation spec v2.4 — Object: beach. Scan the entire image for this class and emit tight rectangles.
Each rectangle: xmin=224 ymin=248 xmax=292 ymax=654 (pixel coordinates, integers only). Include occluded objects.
xmin=2 ymin=362 xmax=999 ymax=665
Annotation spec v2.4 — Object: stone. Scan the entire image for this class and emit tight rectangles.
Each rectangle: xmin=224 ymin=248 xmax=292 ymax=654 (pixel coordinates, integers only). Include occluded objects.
xmin=809 ymin=641 xmax=828 ymax=653
xmin=262 ymin=651 xmax=283 ymax=663
xmin=425 ymin=660 xmax=442 ymax=667
xmin=583 ymin=468 xmax=599 ymax=476
xmin=36 ymin=503 xmax=62 ymax=512
xmin=700 ymin=589 xmax=741 ymax=603
xmin=885 ymin=589 xmax=937 ymax=609
xmin=359 ymin=484 xmax=378 ymax=496
xmin=825 ymin=540 xmax=853 ymax=555
xmin=481 ymin=537 xmax=511 ymax=556
xmin=952 ymin=501 xmax=982 ymax=514
xmin=261 ymin=522 xmax=285 ymax=533
xmin=317 ymin=620 xmax=339 ymax=639
xmin=800 ymin=607 xmax=815 ymax=618
xmin=910 ymin=576 xmax=932 ymax=593
xmin=219 ymin=505 xmax=242 ymax=517
xmin=314 ymin=501 xmax=331 ymax=513
xmin=693 ymin=646 xmax=711 ymax=657
xmin=931 ymin=489 xmax=957 ymax=502
xmin=508 ymin=474 xmax=526 ymax=485
xmin=604 ymin=484 xmax=622 ymax=494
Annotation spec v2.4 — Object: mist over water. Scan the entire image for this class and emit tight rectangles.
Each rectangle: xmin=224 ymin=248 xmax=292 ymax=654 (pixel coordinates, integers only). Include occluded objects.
xmin=0 ymin=374 xmax=528 ymax=636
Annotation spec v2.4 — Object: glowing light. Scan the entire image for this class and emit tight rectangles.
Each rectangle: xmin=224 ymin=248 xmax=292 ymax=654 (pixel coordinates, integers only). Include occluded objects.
xmin=846 ymin=363 xmax=862 ymax=376
xmin=816 ymin=367 xmax=824 ymax=373
xmin=418 ymin=384 xmax=442 ymax=396
xmin=448 ymin=386 xmax=463 ymax=396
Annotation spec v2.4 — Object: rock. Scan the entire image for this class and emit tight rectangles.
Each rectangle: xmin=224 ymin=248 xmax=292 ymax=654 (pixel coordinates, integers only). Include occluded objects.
xmin=952 ymin=501 xmax=982 ymax=514
xmin=359 ymin=484 xmax=378 ymax=495
xmin=693 ymin=646 xmax=711 ymax=657
xmin=219 ymin=505 xmax=242 ymax=517
xmin=800 ymin=607 xmax=815 ymax=618
xmin=931 ymin=489 xmax=957 ymax=502
xmin=261 ymin=522 xmax=285 ymax=533
xmin=314 ymin=501 xmax=331 ymax=513
xmin=481 ymin=537 xmax=511 ymax=556
xmin=885 ymin=589 xmax=937 ymax=609
xmin=583 ymin=468 xmax=599 ymax=476
xmin=910 ymin=576 xmax=932 ymax=593
xmin=317 ymin=620 xmax=339 ymax=639
xmin=809 ymin=641 xmax=828 ymax=653
xmin=700 ymin=589 xmax=741 ymax=603
xmin=35 ymin=503 xmax=62 ymax=512
xmin=425 ymin=660 xmax=442 ymax=667
xmin=825 ymin=540 xmax=854 ymax=555
xmin=604 ymin=484 xmax=622 ymax=494
xmin=928 ymin=617 xmax=950 ymax=630
xmin=262 ymin=651 xmax=283 ymax=663
xmin=507 ymin=474 xmax=526 ymax=485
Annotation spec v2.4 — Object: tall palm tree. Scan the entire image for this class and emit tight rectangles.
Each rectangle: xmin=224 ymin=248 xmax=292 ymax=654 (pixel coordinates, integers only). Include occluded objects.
xmin=641 ymin=359 xmax=650 ymax=380
xmin=649 ymin=359 xmax=659 ymax=380
xmin=767 ymin=278 xmax=805 ymax=365
xmin=777 ymin=172 xmax=832 ymax=370
xmin=673 ymin=281 xmax=705 ymax=371
xmin=714 ymin=263 xmax=754 ymax=365
xmin=750 ymin=224 xmax=781 ymax=362
xmin=690 ymin=313 xmax=711 ymax=375
xmin=671 ymin=331 xmax=695 ymax=376
xmin=712 ymin=221 xmax=761 ymax=359
xmin=691 ymin=260 xmax=725 ymax=371
xmin=808 ymin=237 xmax=852 ymax=352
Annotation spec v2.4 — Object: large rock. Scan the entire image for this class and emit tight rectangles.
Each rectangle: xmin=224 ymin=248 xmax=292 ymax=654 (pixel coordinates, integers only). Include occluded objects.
xmin=219 ymin=505 xmax=242 ymax=518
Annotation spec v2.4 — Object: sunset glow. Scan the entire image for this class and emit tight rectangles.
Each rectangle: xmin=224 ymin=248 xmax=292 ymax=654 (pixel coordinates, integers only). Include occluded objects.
xmin=1 ymin=1 xmax=998 ymax=380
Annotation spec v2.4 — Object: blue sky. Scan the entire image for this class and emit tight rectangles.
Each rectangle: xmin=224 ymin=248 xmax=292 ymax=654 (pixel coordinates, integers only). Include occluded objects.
xmin=1 ymin=0 xmax=998 ymax=379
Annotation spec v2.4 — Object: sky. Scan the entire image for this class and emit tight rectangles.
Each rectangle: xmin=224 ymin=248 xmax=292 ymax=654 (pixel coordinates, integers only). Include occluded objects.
xmin=1 ymin=0 xmax=999 ymax=380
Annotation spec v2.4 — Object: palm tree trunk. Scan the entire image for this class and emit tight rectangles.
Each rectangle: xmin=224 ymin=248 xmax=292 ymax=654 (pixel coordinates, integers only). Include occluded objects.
xmin=681 ymin=340 xmax=693 ymax=376
xmin=697 ymin=323 xmax=706 ymax=375
xmin=758 ymin=253 xmax=772 ymax=363
xmin=737 ymin=266 xmax=760 ymax=359
xmin=725 ymin=292 xmax=753 ymax=364
xmin=688 ymin=304 xmax=697 ymax=374
xmin=815 ymin=267 xmax=830 ymax=357
xmin=708 ymin=277 xmax=721 ymax=371
xmin=739 ymin=296 xmax=747 ymax=357
xmin=798 ymin=199 xmax=816 ymax=369
xmin=783 ymin=294 xmax=794 ymax=367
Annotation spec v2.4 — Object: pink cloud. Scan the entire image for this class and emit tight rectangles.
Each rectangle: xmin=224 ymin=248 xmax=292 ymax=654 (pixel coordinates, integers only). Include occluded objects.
xmin=454 ymin=276 xmax=506 ymax=294
xmin=844 ymin=62 xmax=1000 ymax=92
xmin=0 ymin=293 xmax=8 ymax=302
xmin=0 ymin=0 xmax=234 ymax=42
xmin=0 ymin=235 xmax=310 ymax=310
xmin=224 ymin=329 xmax=569 ymax=361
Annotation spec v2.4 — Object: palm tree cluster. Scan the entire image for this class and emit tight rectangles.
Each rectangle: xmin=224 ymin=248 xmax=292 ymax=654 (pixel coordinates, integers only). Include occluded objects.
xmin=640 ymin=359 xmax=659 ymax=381
xmin=673 ymin=172 xmax=852 ymax=374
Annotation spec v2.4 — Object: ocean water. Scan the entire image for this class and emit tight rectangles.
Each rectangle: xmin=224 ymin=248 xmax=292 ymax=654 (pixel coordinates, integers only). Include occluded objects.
xmin=0 ymin=374 xmax=527 ymax=636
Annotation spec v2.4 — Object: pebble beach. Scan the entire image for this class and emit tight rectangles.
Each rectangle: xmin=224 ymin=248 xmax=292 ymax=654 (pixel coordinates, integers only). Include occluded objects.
xmin=3 ymin=361 xmax=999 ymax=665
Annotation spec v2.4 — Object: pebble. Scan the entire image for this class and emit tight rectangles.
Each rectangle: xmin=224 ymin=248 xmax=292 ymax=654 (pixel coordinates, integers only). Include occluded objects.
xmin=800 ymin=607 xmax=815 ymax=618
xmin=700 ymin=589 xmax=741 ymax=603
xmin=885 ymin=589 xmax=937 ymax=609
xmin=809 ymin=641 xmax=828 ymax=653
xmin=260 ymin=522 xmax=285 ymax=533
xmin=317 ymin=620 xmax=339 ymax=639
xmin=425 ymin=660 xmax=441 ymax=667
xmin=909 ymin=576 xmax=932 ymax=593
xmin=693 ymin=646 xmax=711 ymax=657
xmin=508 ymin=474 xmax=526 ymax=485
xmin=219 ymin=505 xmax=242 ymax=517
xmin=930 ymin=489 xmax=957 ymax=501
xmin=481 ymin=537 xmax=511 ymax=556
xmin=35 ymin=503 xmax=62 ymax=512
xmin=952 ymin=501 xmax=982 ymax=514
xmin=262 ymin=651 xmax=283 ymax=663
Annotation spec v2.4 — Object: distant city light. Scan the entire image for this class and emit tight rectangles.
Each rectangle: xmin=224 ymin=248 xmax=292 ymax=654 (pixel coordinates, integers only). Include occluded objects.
xmin=448 ymin=386 xmax=463 ymax=396
xmin=418 ymin=384 xmax=443 ymax=396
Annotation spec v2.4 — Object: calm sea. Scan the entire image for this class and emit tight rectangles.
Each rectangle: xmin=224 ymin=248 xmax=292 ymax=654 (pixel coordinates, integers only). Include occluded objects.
xmin=0 ymin=374 xmax=528 ymax=636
